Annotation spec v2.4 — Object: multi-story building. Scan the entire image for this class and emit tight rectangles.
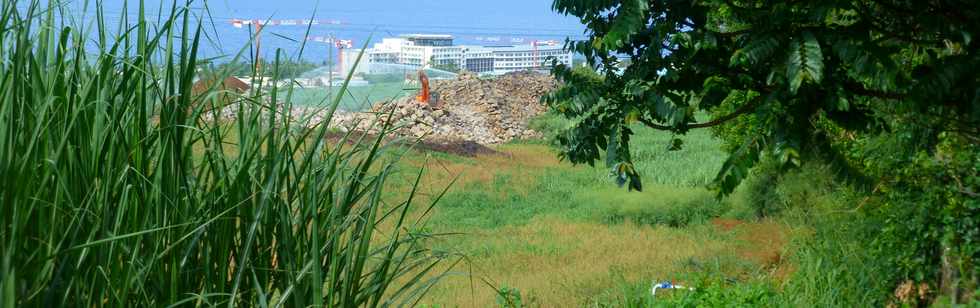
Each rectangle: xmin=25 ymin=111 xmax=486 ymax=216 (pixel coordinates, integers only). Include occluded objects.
xmin=477 ymin=42 xmax=571 ymax=74
xmin=342 ymin=34 xmax=573 ymax=77
xmin=462 ymin=47 xmax=495 ymax=73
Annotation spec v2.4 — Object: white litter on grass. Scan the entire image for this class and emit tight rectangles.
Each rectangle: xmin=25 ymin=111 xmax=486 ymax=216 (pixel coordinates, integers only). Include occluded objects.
xmin=651 ymin=281 xmax=695 ymax=296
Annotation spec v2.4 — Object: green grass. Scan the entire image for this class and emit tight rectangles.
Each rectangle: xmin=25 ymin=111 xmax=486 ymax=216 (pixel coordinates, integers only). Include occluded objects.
xmin=529 ymin=112 xmax=728 ymax=187
xmin=384 ymin=123 xmax=750 ymax=306
xmin=425 ymin=125 xmax=728 ymax=231
xmin=0 ymin=1 xmax=448 ymax=306
xmin=600 ymin=162 xmax=899 ymax=307
xmin=395 ymin=113 xmax=898 ymax=306
xmin=628 ymin=127 xmax=729 ymax=187
xmin=290 ymin=82 xmax=412 ymax=111
xmin=591 ymin=186 xmax=729 ymax=228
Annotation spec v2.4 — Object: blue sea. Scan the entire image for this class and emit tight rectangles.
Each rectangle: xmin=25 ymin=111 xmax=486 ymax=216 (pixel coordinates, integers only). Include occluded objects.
xmin=51 ymin=0 xmax=588 ymax=64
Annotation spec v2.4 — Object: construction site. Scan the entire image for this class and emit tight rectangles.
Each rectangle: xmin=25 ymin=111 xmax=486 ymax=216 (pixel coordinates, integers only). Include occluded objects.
xmin=320 ymin=70 xmax=556 ymax=145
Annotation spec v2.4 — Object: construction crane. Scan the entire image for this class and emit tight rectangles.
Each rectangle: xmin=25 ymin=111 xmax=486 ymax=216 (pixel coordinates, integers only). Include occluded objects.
xmin=230 ymin=18 xmax=345 ymax=73
xmin=530 ymin=40 xmax=561 ymax=69
xmin=305 ymin=36 xmax=353 ymax=85
xmin=333 ymin=39 xmax=353 ymax=78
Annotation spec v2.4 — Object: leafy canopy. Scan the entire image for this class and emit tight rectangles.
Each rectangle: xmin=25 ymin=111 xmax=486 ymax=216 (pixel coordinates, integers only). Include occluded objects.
xmin=546 ymin=0 xmax=978 ymax=194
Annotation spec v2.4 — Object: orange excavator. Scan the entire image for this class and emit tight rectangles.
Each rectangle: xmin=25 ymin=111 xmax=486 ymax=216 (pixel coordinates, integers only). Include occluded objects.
xmin=415 ymin=70 xmax=431 ymax=106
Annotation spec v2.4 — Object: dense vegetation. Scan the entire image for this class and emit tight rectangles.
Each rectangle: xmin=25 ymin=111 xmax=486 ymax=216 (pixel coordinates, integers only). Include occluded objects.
xmin=547 ymin=0 xmax=978 ymax=305
xmin=0 ymin=1 xmax=449 ymax=306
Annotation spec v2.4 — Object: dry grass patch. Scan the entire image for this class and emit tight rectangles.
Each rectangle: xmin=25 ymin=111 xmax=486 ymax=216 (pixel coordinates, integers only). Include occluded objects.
xmin=418 ymin=216 xmax=730 ymax=307
xmin=711 ymin=218 xmax=794 ymax=282
xmin=393 ymin=143 xmax=562 ymax=203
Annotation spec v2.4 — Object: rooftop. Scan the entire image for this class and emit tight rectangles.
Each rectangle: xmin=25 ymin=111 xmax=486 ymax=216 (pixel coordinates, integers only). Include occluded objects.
xmin=464 ymin=43 xmax=566 ymax=52
xmin=399 ymin=34 xmax=454 ymax=40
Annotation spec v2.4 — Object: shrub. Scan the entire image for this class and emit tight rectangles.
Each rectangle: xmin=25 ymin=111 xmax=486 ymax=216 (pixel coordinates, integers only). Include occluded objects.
xmin=495 ymin=285 xmax=539 ymax=308
xmin=655 ymin=279 xmax=777 ymax=307
xmin=733 ymin=160 xmax=844 ymax=219
xmin=598 ymin=187 xmax=730 ymax=228
xmin=528 ymin=112 xmax=572 ymax=145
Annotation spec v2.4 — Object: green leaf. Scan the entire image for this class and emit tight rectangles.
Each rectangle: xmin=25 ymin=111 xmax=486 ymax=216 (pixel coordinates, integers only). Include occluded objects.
xmin=599 ymin=0 xmax=649 ymax=49
xmin=628 ymin=170 xmax=643 ymax=192
xmin=730 ymin=36 xmax=780 ymax=67
xmin=786 ymin=31 xmax=823 ymax=93
xmin=611 ymin=162 xmax=643 ymax=192
xmin=712 ymin=136 xmax=762 ymax=197
xmin=625 ymin=110 xmax=640 ymax=125
xmin=3 ymin=270 xmax=14 ymax=308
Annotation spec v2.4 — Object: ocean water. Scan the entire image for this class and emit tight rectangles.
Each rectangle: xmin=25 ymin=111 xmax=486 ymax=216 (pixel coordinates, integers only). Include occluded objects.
xmin=55 ymin=0 xmax=588 ymax=64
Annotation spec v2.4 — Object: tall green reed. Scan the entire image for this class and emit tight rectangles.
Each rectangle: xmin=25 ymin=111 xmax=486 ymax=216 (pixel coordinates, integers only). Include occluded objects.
xmin=0 ymin=1 xmax=451 ymax=306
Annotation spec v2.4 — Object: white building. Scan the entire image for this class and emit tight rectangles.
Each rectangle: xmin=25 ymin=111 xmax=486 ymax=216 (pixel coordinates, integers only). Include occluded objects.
xmin=467 ymin=42 xmax=572 ymax=74
xmin=342 ymin=34 xmax=573 ymax=76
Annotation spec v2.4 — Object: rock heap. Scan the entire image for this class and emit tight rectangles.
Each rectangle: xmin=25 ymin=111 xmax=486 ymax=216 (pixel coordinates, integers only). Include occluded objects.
xmin=329 ymin=71 xmax=556 ymax=144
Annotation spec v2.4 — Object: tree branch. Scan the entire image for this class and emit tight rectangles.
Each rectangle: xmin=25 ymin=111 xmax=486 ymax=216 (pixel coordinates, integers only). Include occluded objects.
xmin=637 ymin=118 xmax=673 ymax=130
xmin=638 ymin=95 xmax=764 ymax=130
xmin=636 ymin=81 xmax=901 ymax=132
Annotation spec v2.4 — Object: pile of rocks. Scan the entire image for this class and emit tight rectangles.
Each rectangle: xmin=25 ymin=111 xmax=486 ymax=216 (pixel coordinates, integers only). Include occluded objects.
xmin=327 ymin=71 xmax=556 ymax=145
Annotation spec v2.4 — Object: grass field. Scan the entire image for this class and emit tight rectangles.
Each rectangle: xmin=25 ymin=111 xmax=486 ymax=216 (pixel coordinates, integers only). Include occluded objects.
xmin=376 ymin=126 xmax=798 ymax=306
xmin=371 ymin=118 xmax=891 ymax=307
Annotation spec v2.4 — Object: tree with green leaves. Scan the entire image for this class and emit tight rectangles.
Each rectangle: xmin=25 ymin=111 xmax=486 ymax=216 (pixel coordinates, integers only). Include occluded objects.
xmin=547 ymin=0 xmax=978 ymax=300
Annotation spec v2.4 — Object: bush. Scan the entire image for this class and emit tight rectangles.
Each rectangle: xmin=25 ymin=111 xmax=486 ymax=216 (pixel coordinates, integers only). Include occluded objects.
xmin=775 ymin=210 xmax=896 ymax=306
xmin=735 ymin=160 xmax=786 ymax=218
xmin=495 ymin=285 xmax=539 ymax=308
xmin=873 ymin=139 xmax=980 ymax=298
xmin=733 ymin=160 xmax=844 ymax=219
xmin=655 ymin=279 xmax=778 ymax=307
xmin=598 ymin=187 xmax=730 ymax=228
xmin=596 ymin=161 xmax=895 ymax=307
xmin=528 ymin=112 xmax=572 ymax=145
